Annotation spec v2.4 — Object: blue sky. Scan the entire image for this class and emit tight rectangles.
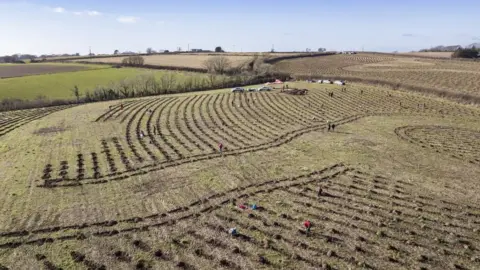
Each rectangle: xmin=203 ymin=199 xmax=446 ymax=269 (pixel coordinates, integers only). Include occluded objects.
xmin=1 ymin=0 xmax=479 ymax=55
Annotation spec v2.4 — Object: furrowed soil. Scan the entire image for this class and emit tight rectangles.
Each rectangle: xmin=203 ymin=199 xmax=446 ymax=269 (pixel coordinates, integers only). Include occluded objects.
xmin=275 ymin=53 xmax=480 ymax=103
xmin=0 ymin=82 xmax=480 ymax=269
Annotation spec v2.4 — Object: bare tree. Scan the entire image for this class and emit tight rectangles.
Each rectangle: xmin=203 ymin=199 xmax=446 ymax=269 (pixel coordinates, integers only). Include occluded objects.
xmin=146 ymin=47 xmax=153 ymax=54
xmin=118 ymin=79 xmax=133 ymax=97
xmin=202 ymin=56 xmax=231 ymax=74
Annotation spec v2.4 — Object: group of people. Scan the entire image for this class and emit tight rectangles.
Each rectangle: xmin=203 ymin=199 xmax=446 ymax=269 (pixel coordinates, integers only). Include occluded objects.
xmin=327 ymin=120 xmax=336 ymax=131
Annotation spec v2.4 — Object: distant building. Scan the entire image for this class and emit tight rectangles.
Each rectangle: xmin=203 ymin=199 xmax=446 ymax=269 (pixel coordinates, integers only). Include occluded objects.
xmin=190 ymin=49 xmax=212 ymax=52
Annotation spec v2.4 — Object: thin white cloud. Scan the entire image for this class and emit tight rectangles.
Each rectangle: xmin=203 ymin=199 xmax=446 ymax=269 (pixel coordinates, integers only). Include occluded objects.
xmin=52 ymin=7 xmax=65 ymax=13
xmin=72 ymin=10 xmax=102 ymax=16
xmin=87 ymin=10 xmax=101 ymax=16
xmin=156 ymin=21 xmax=165 ymax=25
xmin=117 ymin=16 xmax=138 ymax=24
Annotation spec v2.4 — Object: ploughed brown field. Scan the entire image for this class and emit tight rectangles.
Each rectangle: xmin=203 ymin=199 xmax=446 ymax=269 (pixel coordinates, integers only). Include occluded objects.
xmin=0 ymin=64 xmax=94 ymax=78
xmin=70 ymin=53 xmax=301 ymax=68
xmin=275 ymin=53 xmax=480 ymax=104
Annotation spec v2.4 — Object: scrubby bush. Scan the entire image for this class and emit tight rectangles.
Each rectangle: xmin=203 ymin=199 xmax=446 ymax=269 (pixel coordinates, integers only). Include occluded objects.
xmin=122 ymin=55 xmax=145 ymax=65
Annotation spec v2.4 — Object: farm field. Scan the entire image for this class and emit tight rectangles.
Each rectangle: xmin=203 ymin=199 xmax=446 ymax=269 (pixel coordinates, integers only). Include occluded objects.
xmin=395 ymin=52 xmax=453 ymax=58
xmin=275 ymin=53 xmax=480 ymax=103
xmin=0 ymin=67 xmax=208 ymax=100
xmin=52 ymin=52 xmax=300 ymax=61
xmin=1 ymin=82 xmax=480 ymax=269
xmin=69 ymin=52 xmax=302 ymax=69
xmin=71 ymin=54 xmax=257 ymax=68
xmin=0 ymin=63 xmax=105 ymax=79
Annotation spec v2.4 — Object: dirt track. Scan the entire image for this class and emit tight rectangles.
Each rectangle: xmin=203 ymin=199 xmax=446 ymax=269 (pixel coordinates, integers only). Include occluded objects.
xmin=0 ymin=64 xmax=90 ymax=78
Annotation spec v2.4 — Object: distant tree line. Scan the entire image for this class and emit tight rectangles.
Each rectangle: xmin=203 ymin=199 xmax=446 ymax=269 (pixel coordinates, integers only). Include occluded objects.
xmin=452 ymin=47 xmax=480 ymax=59
xmin=0 ymin=55 xmax=29 ymax=64
xmin=419 ymin=46 xmax=479 ymax=59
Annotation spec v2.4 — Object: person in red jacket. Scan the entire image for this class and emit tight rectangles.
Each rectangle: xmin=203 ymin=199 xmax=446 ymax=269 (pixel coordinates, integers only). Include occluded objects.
xmin=304 ymin=220 xmax=311 ymax=234
xmin=219 ymin=142 xmax=223 ymax=153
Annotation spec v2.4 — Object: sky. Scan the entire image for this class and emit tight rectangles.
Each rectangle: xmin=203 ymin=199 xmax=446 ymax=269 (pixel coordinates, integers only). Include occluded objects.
xmin=0 ymin=0 xmax=479 ymax=55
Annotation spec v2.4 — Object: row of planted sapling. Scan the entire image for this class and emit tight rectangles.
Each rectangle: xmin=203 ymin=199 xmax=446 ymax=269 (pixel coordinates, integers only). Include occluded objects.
xmin=163 ymin=99 xmax=193 ymax=153
xmin=199 ymin=95 xmax=241 ymax=150
xmin=112 ymin=137 xmax=134 ymax=171
xmin=207 ymin=95 xmax=251 ymax=147
xmin=173 ymin=97 xmax=203 ymax=152
xmin=101 ymin=139 xmax=118 ymax=175
xmin=155 ymin=99 xmax=185 ymax=158
xmin=218 ymin=94 xmax=264 ymax=141
xmin=91 ymin=152 xmax=102 ymax=179
xmin=187 ymin=95 xmax=218 ymax=152
xmin=146 ymin=98 xmax=174 ymax=161
xmin=76 ymin=154 xmax=85 ymax=180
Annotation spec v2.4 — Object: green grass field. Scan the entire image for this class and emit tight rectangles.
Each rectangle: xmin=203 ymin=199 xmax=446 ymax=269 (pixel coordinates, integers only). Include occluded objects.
xmin=0 ymin=66 xmax=207 ymax=100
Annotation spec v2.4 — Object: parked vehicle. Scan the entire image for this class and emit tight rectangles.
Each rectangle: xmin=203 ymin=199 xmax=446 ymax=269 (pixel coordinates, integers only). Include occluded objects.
xmin=334 ymin=80 xmax=345 ymax=85
xmin=257 ymin=86 xmax=272 ymax=91
xmin=231 ymin=87 xmax=245 ymax=93
xmin=248 ymin=88 xmax=257 ymax=92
